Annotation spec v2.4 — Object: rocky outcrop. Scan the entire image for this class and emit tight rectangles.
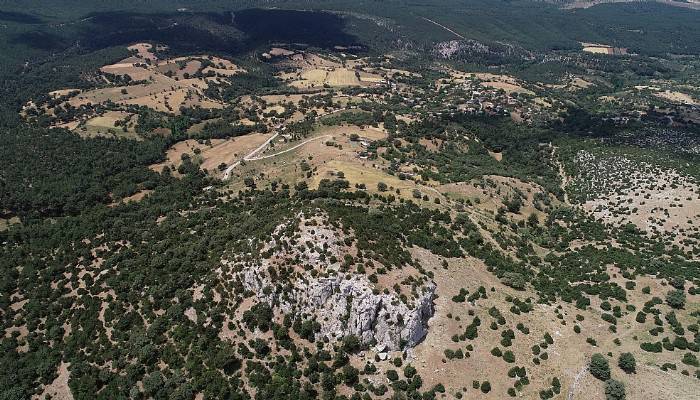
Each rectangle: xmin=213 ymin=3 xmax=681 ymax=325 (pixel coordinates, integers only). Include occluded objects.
xmin=433 ymin=39 xmax=534 ymax=61
xmin=237 ymin=260 xmax=435 ymax=351
xmin=305 ymin=273 xmax=435 ymax=351
xmin=230 ymin=218 xmax=436 ymax=351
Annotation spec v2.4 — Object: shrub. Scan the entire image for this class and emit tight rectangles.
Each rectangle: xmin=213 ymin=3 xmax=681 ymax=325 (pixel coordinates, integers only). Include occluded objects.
xmin=605 ymin=379 xmax=625 ymax=400
xmin=640 ymin=342 xmax=662 ymax=353
xmin=682 ymin=353 xmax=699 ymax=367
xmin=342 ymin=365 xmax=359 ymax=386
xmin=404 ymin=365 xmax=417 ymax=378
xmin=386 ymin=370 xmax=399 ymax=381
xmin=635 ymin=312 xmax=646 ymax=323
xmin=503 ymin=351 xmax=515 ymax=363
xmin=501 ymin=272 xmax=526 ymax=290
xmin=342 ymin=335 xmax=361 ymax=353
xmin=544 ymin=332 xmax=554 ymax=344
xmin=590 ymin=354 xmax=610 ymax=381
xmin=480 ymin=381 xmax=491 ymax=393
xmin=666 ymin=290 xmax=686 ymax=309
xmin=618 ymin=353 xmax=636 ymax=373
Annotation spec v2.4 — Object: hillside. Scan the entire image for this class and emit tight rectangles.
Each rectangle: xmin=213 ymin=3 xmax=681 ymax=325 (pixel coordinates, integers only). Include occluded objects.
xmin=1 ymin=2 xmax=699 ymax=400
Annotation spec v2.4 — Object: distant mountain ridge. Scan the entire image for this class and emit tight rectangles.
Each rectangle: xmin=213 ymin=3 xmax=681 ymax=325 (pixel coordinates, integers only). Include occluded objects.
xmin=544 ymin=0 xmax=700 ymax=10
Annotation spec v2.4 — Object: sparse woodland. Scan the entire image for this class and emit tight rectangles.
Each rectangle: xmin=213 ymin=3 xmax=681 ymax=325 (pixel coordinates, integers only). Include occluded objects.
xmin=1 ymin=2 xmax=699 ymax=400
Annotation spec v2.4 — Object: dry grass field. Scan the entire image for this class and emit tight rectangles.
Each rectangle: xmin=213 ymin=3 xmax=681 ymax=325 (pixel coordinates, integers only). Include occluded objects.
xmin=655 ymin=90 xmax=699 ymax=105
xmin=76 ymin=111 xmax=138 ymax=139
xmin=151 ymin=134 xmax=274 ymax=178
xmin=29 ymin=43 xmax=250 ymax=136
xmin=405 ymin=245 xmax=700 ymax=400
xmin=0 ymin=216 xmax=21 ymax=231
xmin=269 ymin=48 xmax=382 ymax=89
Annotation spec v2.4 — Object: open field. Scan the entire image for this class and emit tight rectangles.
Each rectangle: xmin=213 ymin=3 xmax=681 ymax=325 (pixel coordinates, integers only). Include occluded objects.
xmin=409 ymin=246 xmax=700 ymax=400
xmin=270 ymin=48 xmax=382 ymax=88
xmin=76 ymin=111 xmax=138 ymax=139
xmin=151 ymin=134 xmax=274 ymax=178
xmin=655 ymin=90 xmax=699 ymax=105
xmin=0 ymin=216 xmax=21 ymax=231
xmin=25 ymin=43 xmax=248 ymax=135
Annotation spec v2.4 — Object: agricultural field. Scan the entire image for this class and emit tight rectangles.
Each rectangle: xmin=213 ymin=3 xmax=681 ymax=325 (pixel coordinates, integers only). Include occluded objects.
xmin=271 ymin=50 xmax=384 ymax=89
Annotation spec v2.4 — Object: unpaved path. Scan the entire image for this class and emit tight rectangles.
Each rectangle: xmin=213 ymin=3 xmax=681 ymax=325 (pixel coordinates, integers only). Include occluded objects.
xmin=223 ymin=134 xmax=333 ymax=179
xmin=552 ymin=146 xmax=571 ymax=204
xmin=567 ymin=364 xmax=589 ymax=400
xmin=421 ymin=17 xmax=466 ymax=40
xmin=222 ymin=132 xmax=278 ymax=179
xmin=223 ymin=108 xmax=350 ymax=180
xmin=247 ymin=134 xmax=332 ymax=161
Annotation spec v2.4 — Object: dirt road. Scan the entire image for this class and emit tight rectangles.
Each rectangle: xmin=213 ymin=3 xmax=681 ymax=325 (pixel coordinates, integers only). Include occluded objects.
xmin=222 ymin=108 xmax=349 ymax=180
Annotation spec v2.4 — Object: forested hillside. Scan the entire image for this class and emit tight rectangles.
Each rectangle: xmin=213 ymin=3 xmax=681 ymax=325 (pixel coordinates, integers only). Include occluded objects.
xmin=1 ymin=1 xmax=699 ymax=400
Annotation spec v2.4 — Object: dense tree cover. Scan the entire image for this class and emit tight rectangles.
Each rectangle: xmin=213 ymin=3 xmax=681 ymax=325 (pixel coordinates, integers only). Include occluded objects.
xmin=0 ymin=126 xmax=168 ymax=216
xmin=0 ymin=176 xmax=493 ymax=399
xmin=379 ymin=114 xmax=564 ymax=198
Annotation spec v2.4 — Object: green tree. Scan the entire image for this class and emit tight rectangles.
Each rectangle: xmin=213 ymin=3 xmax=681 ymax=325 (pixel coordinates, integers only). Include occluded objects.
xmin=605 ymin=379 xmax=625 ymax=400
xmin=590 ymin=354 xmax=610 ymax=381
xmin=618 ymin=353 xmax=636 ymax=373
xmin=342 ymin=365 xmax=359 ymax=386
xmin=386 ymin=370 xmax=399 ymax=381
xmin=666 ymin=290 xmax=686 ymax=309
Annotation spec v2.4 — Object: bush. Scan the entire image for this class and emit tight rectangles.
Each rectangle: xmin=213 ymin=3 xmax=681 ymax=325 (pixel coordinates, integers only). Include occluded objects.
xmin=682 ymin=353 xmax=699 ymax=367
xmin=480 ymin=381 xmax=491 ymax=393
xmin=604 ymin=379 xmax=625 ymax=400
xmin=342 ymin=365 xmax=359 ymax=386
xmin=501 ymin=272 xmax=526 ymax=290
xmin=544 ymin=332 xmax=554 ymax=344
xmin=635 ymin=312 xmax=646 ymax=323
xmin=503 ymin=351 xmax=516 ymax=363
xmin=666 ymin=290 xmax=686 ymax=309
xmin=404 ymin=365 xmax=417 ymax=378
xmin=590 ymin=354 xmax=610 ymax=381
xmin=640 ymin=342 xmax=662 ymax=353
xmin=341 ymin=335 xmax=361 ymax=353
xmin=386 ymin=370 xmax=399 ymax=381
xmin=618 ymin=352 xmax=636 ymax=373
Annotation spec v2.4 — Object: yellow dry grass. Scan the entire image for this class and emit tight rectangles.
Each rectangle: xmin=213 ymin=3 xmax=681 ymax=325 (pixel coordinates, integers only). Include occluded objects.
xmin=480 ymin=81 xmax=534 ymax=95
xmin=151 ymin=134 xmax=273 ymax=177
xmin=326 ymin=69 xmax=360 ymax=86
xmin=0 ymin=216 xmax=21 ymax=231
xmin=655 ymin=90 xmax=698 ymax=105
xmin=269 ymin=47 xmax=296 ymax=56
xmin=78 ymin=111 xmax=138 ymax=139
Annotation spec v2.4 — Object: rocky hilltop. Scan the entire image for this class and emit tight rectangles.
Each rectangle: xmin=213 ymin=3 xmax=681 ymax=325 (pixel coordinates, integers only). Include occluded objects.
xmin=230 ymin=215 xmax=436 ymax=351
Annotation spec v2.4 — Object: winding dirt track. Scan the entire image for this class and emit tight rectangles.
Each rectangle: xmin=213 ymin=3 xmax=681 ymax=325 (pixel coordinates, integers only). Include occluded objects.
xmin=223 ymin=108 xmax=349 ymax=180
